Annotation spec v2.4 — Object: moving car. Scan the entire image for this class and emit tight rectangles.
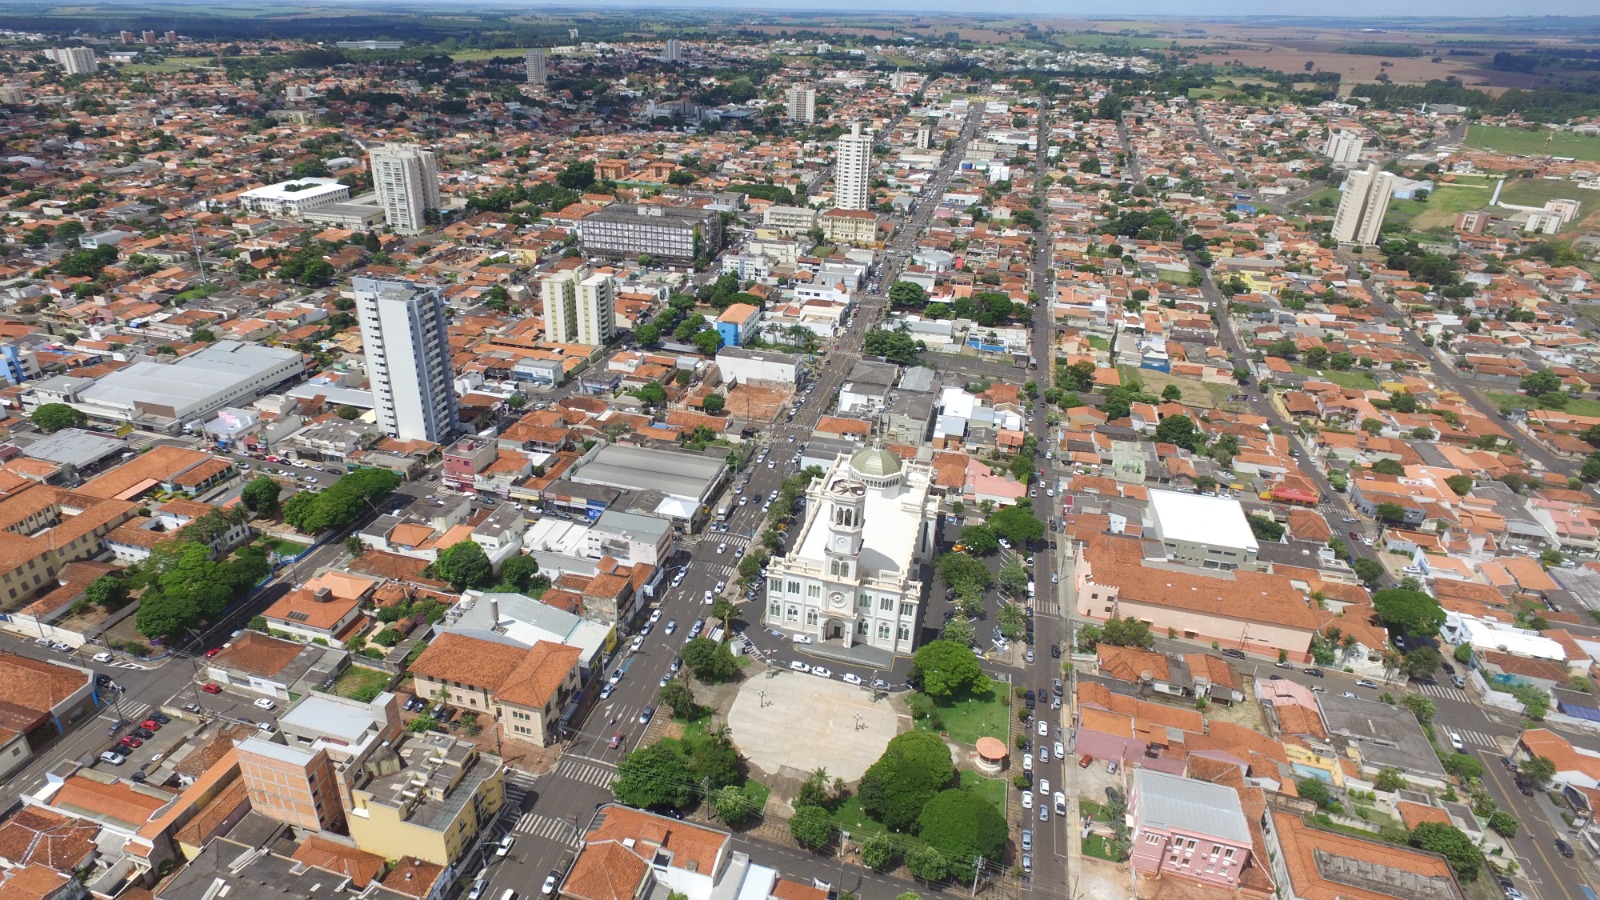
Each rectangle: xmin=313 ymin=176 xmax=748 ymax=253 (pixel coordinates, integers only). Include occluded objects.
xmin=253 ymin=697 xmax=276 ymax=710
xmin=496 ymin=834 xmax=515 ymax=857
xmin=1037 ymin=719 xmax=1049 ymax=736
xmin=789 ymin=661 xmax=811 ymax=673
xmin=639 ymin=707 xmax=655 ymax=724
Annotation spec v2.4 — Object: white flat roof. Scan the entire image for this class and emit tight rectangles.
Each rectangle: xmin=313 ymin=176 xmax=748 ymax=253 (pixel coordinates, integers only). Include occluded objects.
xmin=1148 ymin=489 xmax=1258 ymax=552
xmin=240 ymin=177 xmax=347 ymax=200
xmin=796 ymin=457 xmax=929 ymax=577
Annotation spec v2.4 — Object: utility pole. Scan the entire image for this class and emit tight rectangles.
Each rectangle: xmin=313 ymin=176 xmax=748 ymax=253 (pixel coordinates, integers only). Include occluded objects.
xmin=971 ymin=856 xmax=984 ymax=897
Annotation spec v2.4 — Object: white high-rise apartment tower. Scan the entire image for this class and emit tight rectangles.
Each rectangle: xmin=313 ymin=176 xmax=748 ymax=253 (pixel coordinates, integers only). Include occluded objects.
xmin=1324 ymin=129 xmax=1365 ymax=166
xmin=664 ymin=39 xmax=682 ymax=62
xmin=45 ymin=47 xmax=97 ymax=76
xmin=354 ymin=277 xmax=459 ymax=444
xmin=834 ymin=122 xmax=874 ymax=211
xmin=1331 ymin=164 xmax=1398 ymax=247
xmin=525 ymin=49 xmax=547 ymax=85
xmin=541 ymin=267 xmax=615 ymax=347
xmin=786 ymin=86 xmax=816 ymax=124
xmin=368 ymin=143 xmax=440 ymax=234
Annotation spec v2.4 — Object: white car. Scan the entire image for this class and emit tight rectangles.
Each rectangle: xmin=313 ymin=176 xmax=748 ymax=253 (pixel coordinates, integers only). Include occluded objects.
xmin=649 ymin=610 xmax=662 ymax=623
xmin=714 ymin=581 xmax=725 ymax=593
xmin=704 ymin=590 xmax=713 ymax=604
xmin=812 ymin=667 xmax=833 ymax=679
xmin=842 ymin=673 xmax=863 ymax=686
xmin=789 ymin=661 xmax=811 ymax=673
xmin=1037 ymin=719 xmax=1049 ymax=736
xmin=1039 ymin=778 xmax=1050 ymax=796
xmin=1021 ymin=791 xmax=1033 ymax=809
xmin=1053 ymin=741 xmax=1064 ymax=758
xmin=792 ymin=634 xmax=813 ymax=644
xmin=718 ymin=543 xmax=727 ymax=554
xmin=1023 ymin=752 xmax=1033 ymax=772
xmin=253 ymin=697 xmax=277 ymax=710
xmin=92 ymin=651 xmax=113 ymax=663
xmin=630 ymin=635 xmax=644 ymax=653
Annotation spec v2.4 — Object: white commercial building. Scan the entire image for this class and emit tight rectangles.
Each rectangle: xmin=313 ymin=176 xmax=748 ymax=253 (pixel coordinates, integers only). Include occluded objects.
xmin=237 ymin=178 xmax=351 ymax=218
xmin=716 ymin=348 xmax=800 ymax=386
xmin=763 ymin=445 xmax=936 ymax=654
xmin=368 ymin=143 xmax=440 ymax=234
xmin=1324 ymin=129 xmax=1365 ymax=166
xmin=1331 ymin=164 xmax=1397 ymax=247
xmin=62 ymin=340 xmax=304 ymax=431
xmin=785 ymin=85 xmax=817 ymax=124
xmin=525 ymin=48 xmax=547 ymax=85
xmin=45 ymin=47 xmax=97 ymax=75
xmin=1144 ymin=489 xmax=1260 ymax=572
xmin=354 ymin=277 xmax=459 ymax=443
xmin=834 ymin=122 xmax=874 ymax=212
xmin=762 ymin=205 xmax=818 ymax=236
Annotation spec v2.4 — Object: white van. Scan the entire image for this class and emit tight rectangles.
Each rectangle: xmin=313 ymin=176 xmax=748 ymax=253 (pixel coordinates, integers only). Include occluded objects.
xmin=1449 ymin=732 xmax=1464 ymax=753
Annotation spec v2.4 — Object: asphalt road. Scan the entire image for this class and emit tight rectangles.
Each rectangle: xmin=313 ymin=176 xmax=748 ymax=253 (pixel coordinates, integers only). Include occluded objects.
xmin=483 ymin=100 xmax=993 ymax=900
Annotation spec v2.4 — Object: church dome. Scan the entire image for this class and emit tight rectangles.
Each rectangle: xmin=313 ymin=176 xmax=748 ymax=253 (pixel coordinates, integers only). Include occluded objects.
xmin=849 ymin=444 xmax=902 ymax=481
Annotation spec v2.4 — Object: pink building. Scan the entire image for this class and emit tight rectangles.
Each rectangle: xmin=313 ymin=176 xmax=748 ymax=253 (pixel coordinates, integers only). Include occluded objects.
xmin=1129 ymin=769 xmax=1254 ymax=889
xmin=442 ymin=436 xmax=497 ymax=494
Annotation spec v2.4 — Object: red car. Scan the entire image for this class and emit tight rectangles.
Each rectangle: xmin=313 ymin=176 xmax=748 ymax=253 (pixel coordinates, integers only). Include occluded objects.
xmin=140 ymin=719 xmax=161 ymax=731
xmin=201 ymin=683 xmax=222 ymax=694
xmin=608 ymin=731 xmax=625 ymax=749
xmin=117 ymin=736 xmax=143 ymax=749
xmin=204 ymin=648 xmax=222 ymax=659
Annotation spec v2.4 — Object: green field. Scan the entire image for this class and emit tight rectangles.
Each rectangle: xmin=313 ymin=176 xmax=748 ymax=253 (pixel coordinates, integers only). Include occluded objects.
xmin=1465 ymin=124 xmax=1600 ymax=162
xmin=915 ymin=687 xmax=1009 ymax=746
xmin=1486 ymin=391 xmax=1600 ymax=418
xmin=448 ymin=47 xmax=536 ymax=61
xmin=1401 ymin=183 xmax=1493 ymax=231
xmin=121 ymin=56 xmax=217 ymax=73
xmin=958 ymin=770 xmax=1008 ymax=817
xmin=332 ymin=666 xmax=390 ymax=701
xmin=1292 ymin=365 xmax=1379 ymax=391
xmin=1496 ymin=177 xmax=1600 ymax=210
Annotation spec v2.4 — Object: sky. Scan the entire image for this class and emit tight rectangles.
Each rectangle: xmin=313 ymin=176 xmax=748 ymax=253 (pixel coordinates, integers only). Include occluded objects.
xmin=505 ymin=0 xmax=1586 ymax=16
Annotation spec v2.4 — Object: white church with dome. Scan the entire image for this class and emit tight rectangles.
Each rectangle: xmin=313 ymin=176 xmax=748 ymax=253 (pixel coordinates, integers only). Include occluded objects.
xmin=763 ymin=443 xmax=937 ymax=654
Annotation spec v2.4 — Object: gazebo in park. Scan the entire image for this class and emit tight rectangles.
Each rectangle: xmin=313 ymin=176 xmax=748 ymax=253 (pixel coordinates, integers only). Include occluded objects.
xmin=974 ymin=736 xmax=1008 ymax=774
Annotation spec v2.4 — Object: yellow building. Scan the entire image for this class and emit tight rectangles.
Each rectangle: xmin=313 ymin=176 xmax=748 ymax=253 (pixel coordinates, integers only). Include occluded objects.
xmin=345 ymin=732 xmax=504 ymax=865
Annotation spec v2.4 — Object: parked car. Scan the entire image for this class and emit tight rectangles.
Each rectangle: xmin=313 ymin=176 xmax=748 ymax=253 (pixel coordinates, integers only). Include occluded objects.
xmin=1355 ymin=679 xmax=1378 ymax=689
xmin=99 ymin=750 xmax=126 ymax=765
xmin=92 ymin=651 xmax=113 ymax=663
xmin=542 ymin=871 xmax=562 ymax=896
xmin=790 ymin=661 xmax=811 ymax=673
xmin=1078 ymin=755 xmax=1094 ymax=769
xmin=202 ymin=683 xmax=222 ymax=694
xmin=842 ymin=673 xmax=863 ymax=686
xmin=1556 ymin=838 xmax=1575 ymax=859
xmin=496 ymin=834 xmax=515 ymax=858
xmin=1302 ymin=668 xmax=1324 ymax=678
xmin=1222 ymin=649 xmax=1245 ymax=660
xmin=254 ymin=697 xmax=277 ymax=710
xmin=811 ymin=667 xmax=833 ymax=679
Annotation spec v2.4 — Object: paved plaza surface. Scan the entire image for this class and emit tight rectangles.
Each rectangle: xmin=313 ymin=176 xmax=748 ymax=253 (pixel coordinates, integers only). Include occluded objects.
xmin=727 ymin=669 xmax=909 ymax=783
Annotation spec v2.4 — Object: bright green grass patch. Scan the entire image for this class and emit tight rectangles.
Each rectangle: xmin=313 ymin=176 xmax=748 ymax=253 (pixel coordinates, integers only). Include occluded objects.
xmin=332 ymin=666 xmax=389 ymax=701
xmin=916 ymin=688 xmax=1009 ymax=746
xmin=1291 ymin=365 xmax=1378 ymax=391
xmin=1486 ymin=391 xmax=1600 ymax=418
xmin=1083 ymin=832 xmax=1124 ymax=862
xmin=959 ymin=769 xmax=1008 ymax=818
xmin=1465 ymin=124 xmax=1600 ymax=163
xmin=1496 ymin=177 xmax=1600 ymax=211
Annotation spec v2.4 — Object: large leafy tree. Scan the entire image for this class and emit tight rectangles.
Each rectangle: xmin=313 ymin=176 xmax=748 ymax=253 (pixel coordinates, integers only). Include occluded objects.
xmin=789 ymin=804 xmax=834 ymax=851
xmin=916 ymin=789 xmax=1007 ymax=881
xmin=911 ymin=640 xmax=989 ymax=700
xmin=989 ymin=506 xmax=1044 ymax=546
xmin=687 ymin=731 xmax=743 ymax=789
xmin=1153 ymin=414 xmax=1203 ymax=451
xmin=1372 ymin=588 xmax=1447 ymax=637
xmin=938 ymin=553 xmax=993 ymax=595
xmin=434 ymin=540 xmax=494 ymax=590
xmin=31 ymin=403 xmax=86 ymax=433
xmin=84 ymin=576 xmax=129 ymax=611
xmin=1100 ymin=616 xmax=1155 ymax=649
xmin=496 ymin=555 xmax=541 ymax=592
xmin=681 ymin=636 xmax=738 ymax=683
xmin=134 ymin=590 xmax=198 ymax=642
xmin=858 ymin=731 xmax=955 ymax=832
xmin=612 ymin=744 xmax=694 ymax=810
xmin=1409 ymin=822 xmax=1483 ymax=882
xmin=239 ymin=476 xmax=281 ymax=517
xmin=889 ymin=281 xmax=928 ymax=306
xmin=709 ymin=785 xmax=757 ymax=826
xmin=1520 ymin=369 xmax=1562 ymax=397
xmin=958 ymin=524 xmax=998 ymax=555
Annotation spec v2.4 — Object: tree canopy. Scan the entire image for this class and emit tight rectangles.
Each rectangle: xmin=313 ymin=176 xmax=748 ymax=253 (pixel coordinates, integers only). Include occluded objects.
xmin=681 ymin=636 xmax=738 ymax=683
xmin=1372 ymin=588 xmax=1447 ymax=637
xmin=433 ymin=540 xmax=494 ymax=590
xmin=988 ymin=506 xmax=1044 ymax=546
xmin=916 ymin=789 xmax=1007 ymax=881
xmin=858 ymin=731 xmax=955 ymax=832
xmin=958 ymin=524 xmax=999 ymax=556
xmin=910 ymin=640 xmax=989 ymax=701
xmin=31 ymin=403 xmax=86 ymax=433
xmin=239 ymin=476 xmax=281 ymax=517
xmin=281 ymin=468 xmax=400 ymax=534
xmin=611 ymin=744 xmax=694 ymax=810
xmin=1153 ymin=414 xmax=1203 ymax=452
xmin=1408 ymin=822 xmax=1483 ymax=882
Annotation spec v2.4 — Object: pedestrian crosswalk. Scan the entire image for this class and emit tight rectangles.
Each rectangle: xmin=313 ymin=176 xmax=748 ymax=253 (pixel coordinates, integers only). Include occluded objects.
xmin=513 ymin=812 xmax=581 ymax=847
xmin=1458 ymin=729 xmax=1498 ymax=750
xmin=1414 ymin=681 xmax=1466 ymax=700
xmin=557 ymin=759 xmax=616 ymax=788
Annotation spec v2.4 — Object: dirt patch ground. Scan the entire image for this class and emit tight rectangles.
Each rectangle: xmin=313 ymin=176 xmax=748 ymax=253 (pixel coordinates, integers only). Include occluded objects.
xmin=721 ymin=382 xmax=791 ymax=423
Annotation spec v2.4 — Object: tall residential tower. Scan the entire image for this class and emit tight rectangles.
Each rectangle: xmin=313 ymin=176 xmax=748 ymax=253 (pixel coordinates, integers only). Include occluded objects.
xmin=834 ymin=122 xmax=874 ymax=211
xmin=368 ymin=143 xmax=440 ymax=234
xmin=785 ymin=86 xmax=817 ymax=125
xmin=1331 ymin=164 xmax=1397 ymax=247
xmin=525 ymin=48 xmax=547 ymax=85
xmin=354 ymin=277 xmax=459 ymax=443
